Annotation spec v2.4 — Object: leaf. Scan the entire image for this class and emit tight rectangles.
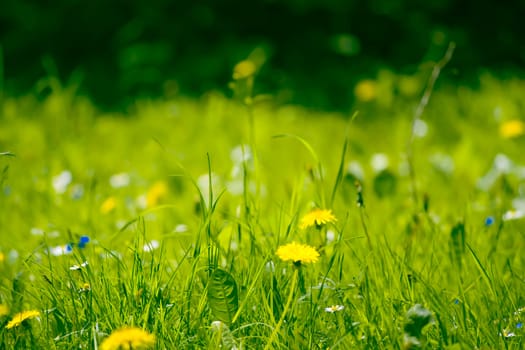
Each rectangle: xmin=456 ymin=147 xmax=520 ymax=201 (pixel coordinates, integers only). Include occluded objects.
xmin=373 ymin=169 xmax=397 ymax=198
xmin=207 ymin=268 xmax=239 ymax=325
xmin=211 ymin=321 xmax=239 ymax=350
xmin=403 ymin=304 xmax=433 ymax=349
xmin=449 ymin=222 xmax=465 ymax=268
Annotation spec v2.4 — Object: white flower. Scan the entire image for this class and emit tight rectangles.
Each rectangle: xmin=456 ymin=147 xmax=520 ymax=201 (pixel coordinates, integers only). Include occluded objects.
xmin=110 ymin=173 xmax=131 ymax=188
xmin=48 ymin=230 xmax=60 ymax=238
xmin=347 ymin=161 xmax=365 ymax=180
xmin=30 ymin=227 xmax=45 ymax=236
xmin=70 ymin=261 xmax=89 ymax=271
xmin=429 ymin=153 xmax=454 ymax=174
xmin=501 ymin=329 xmax=516 ymax=338
xmin=211 ymin=320 xmax=227 ymax=331
xmin=502 ymin=209 xmax=525 ymax=221
xmin=326 ymin=229 xmax=336 ymax=243
xmin=197 ymin=173 xmax=223 ymax=207
xmin=143 ymin=240 xmax=160 ymax=252
xmin=8 ymin=249 xmax=19 ymax=263
xmin=265 ymin=261 xmax=275 ymax=273
xmin=370 ymin=153 xmax=389 ymax=173
xmin=49 ymin=244 xmax=73 ymax=256
xmin=494 ymin=154 xmax=513 ymax=174
xmin=174 ymin=224 xmax=188 ymax=233
xmin=413 ymin=119 xmax=428 ymax=138
xmin=477 ymin=169 xmax=499 ymax=191
xmin=230 ymin=144 xmax=253 ymax=165
xmin=136 ymin=194 xmax=147 ymax=209
xmin=325 ymin=305 xmax=345 ymax=313
xmin=52 ymin=170 xmax=72 ymax=194
xmin=226 ymin=179 xmax=244 ymax=195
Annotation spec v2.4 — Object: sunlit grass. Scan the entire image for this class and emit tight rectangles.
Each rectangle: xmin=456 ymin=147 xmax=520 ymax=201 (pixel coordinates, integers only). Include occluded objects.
xmin=1 ymin=72 xmax=525 ymax=348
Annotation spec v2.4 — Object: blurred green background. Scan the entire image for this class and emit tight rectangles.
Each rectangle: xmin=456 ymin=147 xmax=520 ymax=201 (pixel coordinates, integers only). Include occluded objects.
xmin=1 ymin=0 xmax=524 ymax=110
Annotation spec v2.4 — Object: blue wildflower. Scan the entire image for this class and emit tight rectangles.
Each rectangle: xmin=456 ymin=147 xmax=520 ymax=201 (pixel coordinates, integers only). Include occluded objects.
xmin=484 ymin=216 xmax=495 ymax=226
xmin=77 ymin=235 xmax=90 ymax=248
xmin=517 ymin=322 xmax=523 ymax=329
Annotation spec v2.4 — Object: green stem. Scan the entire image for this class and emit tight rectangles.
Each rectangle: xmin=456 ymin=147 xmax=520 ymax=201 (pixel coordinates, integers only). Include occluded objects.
xmin=264 ymin=268 xmax=299 ymax=350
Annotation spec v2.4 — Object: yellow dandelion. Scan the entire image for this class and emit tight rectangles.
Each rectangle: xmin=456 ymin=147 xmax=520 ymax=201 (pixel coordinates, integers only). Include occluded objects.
xmin=276 ymin=242 xmax=319 ymax=264
xmin=500 ymin=119 xmax=525 ymax=139
xmin=354 ymin=79 xmax=377 ymax=102
xmin=233 ymin=60 xmax=256 ymax=80
xmin=146 ymin=181 xmax=168 ymax=208
xmin=5 ymin=310 xmax=40 ymax=329
xmin=0 ymin=304 xmax=9 ymax=317
xmin=100 ymin=327 xmax=155 ymax=350
xmin=299 ymin=208 xmax=337 ymax=229
xmin=100 ymin=196 xmax=117 ymax=214
xmin=0 ymin=252 xmax=4 ymax=263
xmin=79 ymin=282 xmax=91 ymax=293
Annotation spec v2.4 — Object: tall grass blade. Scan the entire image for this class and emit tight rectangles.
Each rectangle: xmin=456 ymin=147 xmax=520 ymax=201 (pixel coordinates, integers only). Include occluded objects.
xmin=467 ymin=244 xmax=496 ymax=298
xmin=330 ymin=137 xmax=348 ymax=206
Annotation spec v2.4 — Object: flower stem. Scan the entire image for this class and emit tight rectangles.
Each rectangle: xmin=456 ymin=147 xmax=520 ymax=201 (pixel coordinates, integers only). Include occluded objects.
xmin=264 ymin=268 xmax=299 ymax=350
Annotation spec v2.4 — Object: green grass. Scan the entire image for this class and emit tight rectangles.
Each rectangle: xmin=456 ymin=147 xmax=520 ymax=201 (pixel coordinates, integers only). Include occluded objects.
xmin=0 ymin=72 xmax=524 ymax=349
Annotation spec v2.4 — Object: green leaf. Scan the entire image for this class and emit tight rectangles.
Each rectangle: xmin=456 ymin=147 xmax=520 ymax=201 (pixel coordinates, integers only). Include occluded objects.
xmin=207 ymin=268 xmax=239 ymax=325
xmin=449 ymin=222 xmax=465 ymax=268
xmin=211 ymin=321 xmax=239 ymax=350
xmin=373 ymin=169 xmax=397 ymax=198
xmin=404 ymin=304 xmax=433 ymax=348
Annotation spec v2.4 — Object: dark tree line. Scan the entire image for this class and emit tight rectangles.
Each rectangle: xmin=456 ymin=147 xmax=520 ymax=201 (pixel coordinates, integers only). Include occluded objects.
xmin=1 ymin=0 xmax=524 ymax=109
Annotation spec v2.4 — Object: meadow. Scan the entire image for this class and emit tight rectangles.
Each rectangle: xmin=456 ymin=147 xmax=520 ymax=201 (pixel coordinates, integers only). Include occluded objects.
xmin=0 ymin=67 xmax=524 ymax=349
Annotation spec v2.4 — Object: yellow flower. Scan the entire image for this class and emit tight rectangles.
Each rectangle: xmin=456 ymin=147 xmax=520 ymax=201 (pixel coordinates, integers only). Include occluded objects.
xmin=100 ymin=327 xmax=155 ymax=350
xmin=0 ymin=304 xmax=9 ymax=317
xmin=354 ymin=79 xmax=377 ymax=102
xmin=0 ymin=252 xmax=4 ymax=263
xmin=5 ymin=310 xmax=40 ymax=329
xmin=299 ymin=208 xmax=337 ymax=229
xmin=100 ymin=197 xmax=117 ymax=214
xmin=146 ymin=181 xmax=168 ymax=208
xmin=79 ymin=282 xmax=91 ymax=293
xmin=500 ymin=119 xmax=525 ymax=139
xmin=233 ymin=60 xmax=256 ymax=80
xmin=276 ymin=242 xmax=319 ymax=264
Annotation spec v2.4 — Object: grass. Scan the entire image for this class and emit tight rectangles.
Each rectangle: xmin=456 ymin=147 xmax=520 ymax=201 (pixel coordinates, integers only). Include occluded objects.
xmin=0 ymin=70 xmax=524 ymax=349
